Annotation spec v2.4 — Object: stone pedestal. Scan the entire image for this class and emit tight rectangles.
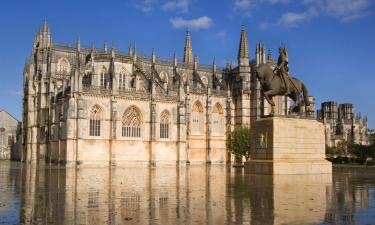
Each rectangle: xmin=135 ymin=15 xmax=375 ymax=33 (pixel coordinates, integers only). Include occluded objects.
xmin=245 ymin=116 xmax=332 ymax=174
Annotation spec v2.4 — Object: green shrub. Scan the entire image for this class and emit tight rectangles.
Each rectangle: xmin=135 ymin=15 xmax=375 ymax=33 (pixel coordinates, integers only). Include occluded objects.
xmin=227 ymin=126 xmax=251 ymax=161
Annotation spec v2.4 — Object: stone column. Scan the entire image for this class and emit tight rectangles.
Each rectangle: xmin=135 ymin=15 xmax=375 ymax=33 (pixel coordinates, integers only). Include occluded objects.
xmin=177 ymin=83 xmax=187 ymax=164
xmin=226 ymin=91 xmax=234 ymax=164
xmin=110 ymin=98 xmax=117 ymax=166
xmin=185 ymin=86 xmax=191 ymax=163
xmin=206 ymin=88 xmax=212 ymax=163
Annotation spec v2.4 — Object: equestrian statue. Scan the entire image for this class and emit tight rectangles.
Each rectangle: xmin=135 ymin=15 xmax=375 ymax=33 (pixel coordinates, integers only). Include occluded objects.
xmin=255 ymin=46 xmax=310 ymax=115
xmin=256 ymin=47 xmax=310 ymax=115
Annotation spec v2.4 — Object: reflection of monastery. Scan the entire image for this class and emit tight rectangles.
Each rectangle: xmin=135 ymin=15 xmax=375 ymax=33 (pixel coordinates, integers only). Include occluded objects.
xmin=22 ymin=22 xmax=288 ymax=165
xmin=19 ymin=164 xmax=332 ymax=225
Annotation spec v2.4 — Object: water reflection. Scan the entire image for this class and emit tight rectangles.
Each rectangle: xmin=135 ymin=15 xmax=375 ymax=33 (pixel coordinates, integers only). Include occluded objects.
xmin=0 ymin=162 xmax=374 ymax=224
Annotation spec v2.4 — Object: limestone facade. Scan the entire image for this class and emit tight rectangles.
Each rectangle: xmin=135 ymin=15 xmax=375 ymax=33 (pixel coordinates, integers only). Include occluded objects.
xmin=22 ymin=22 xmax=286 ymax=166
xmin=317 ymin=101 xmax=370 ymax=147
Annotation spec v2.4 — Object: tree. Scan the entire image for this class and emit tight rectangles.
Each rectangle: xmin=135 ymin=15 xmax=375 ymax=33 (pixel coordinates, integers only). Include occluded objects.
xmin=325 ymin=145 xmax=337 ymax=159
xmin=227 ymin=126 xmax=252 ymax=161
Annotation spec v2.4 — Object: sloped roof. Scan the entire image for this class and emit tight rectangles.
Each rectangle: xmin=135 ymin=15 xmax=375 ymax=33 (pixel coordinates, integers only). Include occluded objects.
xmin=0 ymin=109 xmax=20 ymax=123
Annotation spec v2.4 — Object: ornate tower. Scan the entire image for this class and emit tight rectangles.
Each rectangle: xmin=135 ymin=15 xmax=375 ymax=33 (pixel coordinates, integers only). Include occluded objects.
xmin=23 ymin=20 xmax=52 ymax=163
xmin=238 ymin=26 xmax=249 ymax=67
xmin=234 ymin=26 xmax=251 ymax=126
xmin=183 ymin=30 xmax=193 ymax=65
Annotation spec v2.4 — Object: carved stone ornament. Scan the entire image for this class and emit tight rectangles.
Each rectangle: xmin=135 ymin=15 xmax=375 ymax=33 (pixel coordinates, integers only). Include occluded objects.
xmin=256 ymin=132 xmax=267 ymax=150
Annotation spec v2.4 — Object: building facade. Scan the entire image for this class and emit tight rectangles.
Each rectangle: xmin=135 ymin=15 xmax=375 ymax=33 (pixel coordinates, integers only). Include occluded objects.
xmin=22 ymin=22 xmax=287 ymax=166
xmin=317 ymin=101 xmax=370 ymax=147
xmin=0 ymin=110 xmax=21 ymax=160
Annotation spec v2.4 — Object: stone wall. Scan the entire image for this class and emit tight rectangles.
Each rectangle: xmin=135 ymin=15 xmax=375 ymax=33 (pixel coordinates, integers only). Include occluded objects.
xmin=0 ymin=111 xmax=21 ymax=160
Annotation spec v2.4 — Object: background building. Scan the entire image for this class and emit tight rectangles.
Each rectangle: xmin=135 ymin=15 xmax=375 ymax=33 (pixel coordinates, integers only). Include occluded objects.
xmin=317 ymin=101 xmax=370 ymax=147
xmin=0 ymin=109 xmax=21 ymax=160
xmin=369 ymin=130 xmax=375 ymax=145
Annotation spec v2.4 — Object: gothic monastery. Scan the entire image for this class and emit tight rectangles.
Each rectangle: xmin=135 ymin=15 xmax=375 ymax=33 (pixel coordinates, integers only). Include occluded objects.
xmin=22 ymin=22 xmax=288 ymax=165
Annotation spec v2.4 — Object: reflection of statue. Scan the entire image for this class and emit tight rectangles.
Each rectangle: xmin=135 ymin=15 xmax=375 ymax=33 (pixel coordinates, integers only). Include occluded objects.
xmin=274 ymin=47 xmax=289 ymax=93
xmin=255 ymin=47 xmax=310 ymax=115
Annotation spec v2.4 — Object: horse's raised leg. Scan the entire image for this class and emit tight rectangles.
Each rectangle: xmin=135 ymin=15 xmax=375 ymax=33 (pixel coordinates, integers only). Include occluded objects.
xmin=264 ymin=90 xmax=277 ymax=115
xmin=263 ymin=91 xmax=276 ymax=106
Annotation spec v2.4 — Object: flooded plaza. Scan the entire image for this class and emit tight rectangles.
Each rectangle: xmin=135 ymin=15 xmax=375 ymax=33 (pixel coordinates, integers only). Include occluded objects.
xmin=0 ymin=162 xmax=374 ymax=225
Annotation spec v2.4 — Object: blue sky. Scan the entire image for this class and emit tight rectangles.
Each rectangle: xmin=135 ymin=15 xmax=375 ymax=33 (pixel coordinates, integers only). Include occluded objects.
xmin=0 ymin=0 xmax=374 ymax=128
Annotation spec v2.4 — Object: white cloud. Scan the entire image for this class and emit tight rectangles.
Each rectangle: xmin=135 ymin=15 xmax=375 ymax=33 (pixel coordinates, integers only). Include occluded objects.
xmin=234 ymin=0 xmax=252 ymax=10
xmin=259 ymin=22 xmax=271 ymax=30
xmin=233 ymin=0 xmax=290 ymax=16
xmin=341 ymin=11 xmax=372 ymax=22
xmin=134 ymin=0 xmax=158 ymax=13
xmin=305 ymin=0 xmax=373 ymax=22
xmin=266 ymin=0 xmax=290 ymax=4
xmin=260 ymin=0 xmax=372 ymax=29
xmin=277 ymin=8 xmax=317 ymax=27
xmin=325 ymin=0 xmax=371 ymax=16
xmin=162 ymin=0 xmax=190 ymax=13
xmin=215 ymin=31 xmax=227 ymax=40
xmin=169 ymin=16 xmax=213 ymax=30
xmin=277 ymin=12 xmax=309 ymax=27
xmin=234 ymin=0 xmax=290 ymax=10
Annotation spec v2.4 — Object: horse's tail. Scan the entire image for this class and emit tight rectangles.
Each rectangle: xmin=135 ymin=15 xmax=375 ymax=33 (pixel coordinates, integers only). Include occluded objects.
xmin=302 ymin=83 xmax=310 ymax=108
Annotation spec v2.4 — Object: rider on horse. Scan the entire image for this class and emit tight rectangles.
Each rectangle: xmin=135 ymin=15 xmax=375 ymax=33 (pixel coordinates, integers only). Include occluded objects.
xmin=274 ymin=47 xmax=289 ymax=94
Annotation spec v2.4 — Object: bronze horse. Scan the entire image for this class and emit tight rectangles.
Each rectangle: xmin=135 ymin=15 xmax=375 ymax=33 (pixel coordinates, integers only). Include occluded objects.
xmin=255 ymin=64 xmax=310 ymax=115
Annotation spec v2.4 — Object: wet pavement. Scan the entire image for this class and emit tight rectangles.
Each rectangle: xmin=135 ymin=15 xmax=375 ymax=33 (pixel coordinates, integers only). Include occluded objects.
xmin=0 ymin=161 xmax=374 ymax=225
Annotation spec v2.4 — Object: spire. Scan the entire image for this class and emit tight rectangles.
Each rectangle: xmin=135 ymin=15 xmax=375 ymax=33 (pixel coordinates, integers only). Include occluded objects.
xmin=77 ymin=35 xmax=81 ymax=52
xmin=40 ymin=18 xmax=51 ymax=48
xmin=133 ymin=44 xmax=137 ymax=63
xmin=111 ymin=42 xmax=116 ymax=58
xmin=104 ymin=41 xmax=108 ymax=53
xmin=238 ymin=25 xmax=249 ymax=64
xmin=43 ymin=17 xmax=50 ymax=33
xmin=261 ymin=43 xmax=266 ymax=63
xmin=267 ymin=48 xmax=273 ymax=64
xmin=128 ymin=44 xmax=133 ymax=56
xmin=226 ymin=60 xmax=231 ymax=71
xmin=90 ymin=43 xmax=96 ymax=57
xmin=212 ymin=57 xmax=216 ymax=73
xmin=183 ymin=30 xmax=193 ymax=65
xmin=256 ymin=42 xmax=266 ymax=65
xmin=152 ymin=48 xmax=156 ymax=64
xmin=193 ymin=55 xmax=198 ymax=71
xmin=173 ymin=51 xmax=177 ymax=66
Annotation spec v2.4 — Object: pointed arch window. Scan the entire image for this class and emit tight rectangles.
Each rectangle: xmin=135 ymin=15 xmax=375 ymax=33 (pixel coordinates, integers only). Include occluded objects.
xmin=191 ymin=101 xmax=204 ymax=134
xmin=82 ymin=72 xmax=92 ymax=87
xmin=159 ymin=71 xmax=169 ymax=90
xmin=160 ymin=110 xmax=170 ymax=139
xmin=181 ymin=73 xmax=187 ymax=85
xmin=212 ymin=103 xmax=224 ymax=136
xmin=122 ymin=106 xmax=142 ymax=138
xmin=129 ymin=74 xmax=136 ymax=89
xmin=90 ymin=105 xmax=102 ymax=136
xmin=119 ymin=68 xmax=128 ymax=90
xmin=100 ymin=67 xmax=111 ymax=89
xmin=57 ymin=58 xmax=71 ymax=74
xmin=201 ymin=76 xmax=208 ymax=88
